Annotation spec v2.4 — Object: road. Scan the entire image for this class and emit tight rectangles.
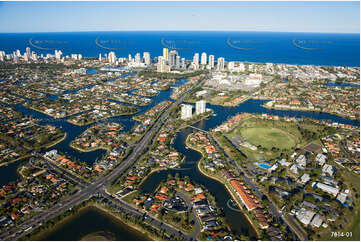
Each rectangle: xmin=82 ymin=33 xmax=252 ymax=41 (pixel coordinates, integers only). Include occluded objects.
xmin=175 ymin=190 xmax=201 ymax=239
xmin=101 ymin=190 xmax=194 ymax=240
xmin=207 ymin=132 xmax=308 ymax=241
xmin=0 ymin=75 xmax=208 ymax=241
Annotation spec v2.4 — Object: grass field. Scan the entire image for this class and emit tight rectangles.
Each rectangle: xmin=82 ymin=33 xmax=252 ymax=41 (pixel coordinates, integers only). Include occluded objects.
xmin=237 ymin=127 xmax=297 ymax=150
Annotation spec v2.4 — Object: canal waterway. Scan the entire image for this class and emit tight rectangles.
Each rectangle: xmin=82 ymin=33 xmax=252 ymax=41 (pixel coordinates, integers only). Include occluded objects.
xmin=0 ymin=75 xmax=186 ymax=185
xmin=0 ymin=74 xmax=359 ymax=239
xmin=36 ymin=206 xmax=150 ymax=241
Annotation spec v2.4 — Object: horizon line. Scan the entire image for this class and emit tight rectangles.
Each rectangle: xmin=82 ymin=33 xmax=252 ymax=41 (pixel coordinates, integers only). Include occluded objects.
xmin=0 ymin=30 xmax=360 ymax=34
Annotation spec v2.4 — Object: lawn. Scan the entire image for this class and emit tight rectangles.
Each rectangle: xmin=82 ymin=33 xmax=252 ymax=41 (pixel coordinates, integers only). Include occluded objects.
xmin=237 ymin=127 xmax=297 ymax=150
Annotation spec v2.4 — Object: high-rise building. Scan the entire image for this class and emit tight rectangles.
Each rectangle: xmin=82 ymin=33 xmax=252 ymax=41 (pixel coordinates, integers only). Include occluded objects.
xmin=98 ymin=54 xmax=102 ymax=61
xmin=26 ymin=47 xmax=31 ymax=58
xmin=0 ymin=51 xmax=5 ymax=62
xmin=193 ymin=53 xmax=199 ymax=66
xmin=181 ymin=58 xmax=186 ymax=69
xmin=157 ymin=56 xmax=170 ymax=73
xmin=108 ymin=51 xmax=116 ymax=64
xmin=143 ymin=52 xmax=151 ymax=65
xmin=175 ymin=56 xmax=181 ymax=69
xmin=55 ymin=50 xmax=62 ymax=60
xmin=31 ymin=52 xmax=37 ymax=61
xmin=163 ymin=48 xmax=169 ymax=60
xmin=196 ymin=100 xmax=206 ymax=115
xmin=23 ymin=53 xmax=29 ymax=62
xmin=228 ymin=62 xmax=234 ymax=71
xmin=128 ymin=54 xmax=132 ymax=62
xmin=168 ymin=50 xmax=178 ymax=67
xmin=181 ymin=104 xmax=193 ymax=120
xmin=201 ymin=52 xmax=207 ymax=65
xmin=208 ymin=55 xmax=215 ymax=69
xmin=217 ymin=57 xmax=225 ymax=71
xmin=135 ymin=53 xmax=141 ymax=63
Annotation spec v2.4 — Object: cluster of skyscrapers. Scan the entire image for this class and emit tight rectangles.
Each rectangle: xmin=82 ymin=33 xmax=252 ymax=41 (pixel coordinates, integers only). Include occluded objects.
xmin=100 ymin=51 xmax=151 ymax=67
xmin=157 ymin=48 xmax=186 ymax=72
xmin=1 ymin=47 xmax=229 ymax=73
xmin=0 ymin=47 xmax=82 ymax=62
xmin=191 ymin=52 xmax=225 ymax=71
xmin=181 ymin=100 xmax=207 ymax=120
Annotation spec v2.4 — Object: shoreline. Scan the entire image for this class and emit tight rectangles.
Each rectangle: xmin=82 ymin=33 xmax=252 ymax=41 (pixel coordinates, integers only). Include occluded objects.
xmin=92 ymin=204 xmax=159 ymax=241
xmin=262 ymin=103 xmax=359 ymax=121
xmin=186 ymin=96 xmax=250 ymax=107
xmin=22 ymin=105 xmax=86 ymax=119
xmin=195 ymin=155 xmax=261 ymax=239
xmin=185 ymin=136 xmax=261 ymax=239
xmin=43 ymin=132 xmax=67 ymax=149
xmin=67 ymin=111 xmax=138 ymax=126
xmin=120 ymin=186 xmax=196 ymax=237
xmin=137 ymin=167 xmax=168 ymax=188
xmin=69 ymin=142 xmax=110 ymax=153
xmin=29 ymin=203 xmax=155 ymax=241
xmin=0 ymin=154 xmax=31 ymax=168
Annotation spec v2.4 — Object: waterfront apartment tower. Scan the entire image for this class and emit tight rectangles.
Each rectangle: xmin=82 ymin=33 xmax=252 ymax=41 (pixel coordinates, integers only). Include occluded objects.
xmin=181 ymin=58 xmax=186 ymax=69
xmin=176 ymin=56 xmax=181 ymax=69
xmin=108 ymin=51 xmax=117 ymax=64
xmin=55 ymin=50 xmax=62 ymax=60
xmin=217 ymin=57 xmax=225 ymax=71
xmin=196 ymin=100 xmax=206 ymax=115
xmin=201 ymin=52 xmax=207 ymax=65
xmin=181 ymin=104 xmax=193 ymax=120
xmin=163 ymin=48 xmax=169 ymax=60
xmin=26 ymin=47 xmax=31 ymax=58
xmin=208 ymin=55 xmax=215 ymax=69
xmin=193 ymin=53 xmax=199 ymax=66
xmin=135 ymin=53 xmax=141 ymax=64
xmin=169 ymin=50 xmax=178 ymax=67
xmin=157 ymin=56 xmax=171 ymax=73
xmin=143 ymin=52 xmax=151 ymax=65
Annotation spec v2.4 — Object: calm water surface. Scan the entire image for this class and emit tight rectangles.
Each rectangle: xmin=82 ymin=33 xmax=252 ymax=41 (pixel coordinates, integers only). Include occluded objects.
xmin=37 ymin=206 xmax=150 ymax=241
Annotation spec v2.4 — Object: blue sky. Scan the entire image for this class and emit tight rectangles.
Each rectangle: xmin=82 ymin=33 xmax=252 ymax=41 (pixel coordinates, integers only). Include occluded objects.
xmin=0 ymin=1 xmax=359 ymax=33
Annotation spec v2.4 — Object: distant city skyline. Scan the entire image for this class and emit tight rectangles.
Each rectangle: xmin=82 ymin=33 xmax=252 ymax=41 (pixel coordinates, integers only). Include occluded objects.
xmin=0 ymin=1 xmax=359 ymax=33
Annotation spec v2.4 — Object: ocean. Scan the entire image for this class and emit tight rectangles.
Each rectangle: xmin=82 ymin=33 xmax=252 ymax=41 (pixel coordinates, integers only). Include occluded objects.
xmin=0 ymin=31 xmax=359 ymax=67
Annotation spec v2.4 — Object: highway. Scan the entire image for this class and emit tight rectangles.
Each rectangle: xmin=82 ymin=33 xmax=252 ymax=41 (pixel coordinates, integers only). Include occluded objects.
xmin=0 ymin=75 xmax=208 ymax=241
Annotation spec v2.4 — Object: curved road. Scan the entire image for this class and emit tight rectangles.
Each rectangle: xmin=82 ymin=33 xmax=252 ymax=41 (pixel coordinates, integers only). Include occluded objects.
xmin=0 ymin=75 xmax=208 ymax=241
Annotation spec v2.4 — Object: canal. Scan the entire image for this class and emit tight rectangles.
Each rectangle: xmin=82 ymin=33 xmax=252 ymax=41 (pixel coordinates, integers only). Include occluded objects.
xmin=0 ymin=73 xmax=359 ymax=240
xmin=35 ymin=206 xmax=150 ymax=241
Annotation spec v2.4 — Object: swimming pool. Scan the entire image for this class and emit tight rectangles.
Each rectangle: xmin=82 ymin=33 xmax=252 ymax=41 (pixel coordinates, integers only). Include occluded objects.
xmin=253 ymin=162 xmax=272 ymax=170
